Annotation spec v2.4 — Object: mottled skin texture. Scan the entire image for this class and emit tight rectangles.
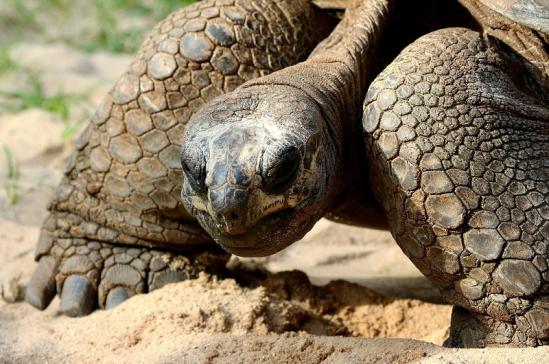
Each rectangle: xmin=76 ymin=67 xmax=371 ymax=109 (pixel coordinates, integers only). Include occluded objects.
xmin=26 ymin=0 xmax=548 ymax=348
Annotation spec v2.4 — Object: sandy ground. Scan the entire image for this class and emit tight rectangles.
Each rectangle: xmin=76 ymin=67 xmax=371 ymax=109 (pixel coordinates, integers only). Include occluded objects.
xmin=0 ymin=43 xmax=547 ymax=363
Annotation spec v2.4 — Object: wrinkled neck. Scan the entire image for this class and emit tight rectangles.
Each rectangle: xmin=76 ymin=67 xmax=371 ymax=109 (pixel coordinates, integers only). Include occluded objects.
xmin=305 ymin=0 xmax=391 ymax=120
xmin=240 ymin=0 xmax=391 ymax=189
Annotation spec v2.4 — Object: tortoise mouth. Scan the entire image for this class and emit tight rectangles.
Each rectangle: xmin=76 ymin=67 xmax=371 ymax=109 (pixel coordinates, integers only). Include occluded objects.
xmin=200 ymin=207 xmax=298 ymax=257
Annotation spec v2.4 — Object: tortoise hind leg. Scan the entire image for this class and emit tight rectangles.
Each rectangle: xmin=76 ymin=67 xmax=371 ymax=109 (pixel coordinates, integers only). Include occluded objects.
xmin=445 ymin=306 xmax=493 ymax=348
xmin=447 ymin=305 xmax=549 ymax=347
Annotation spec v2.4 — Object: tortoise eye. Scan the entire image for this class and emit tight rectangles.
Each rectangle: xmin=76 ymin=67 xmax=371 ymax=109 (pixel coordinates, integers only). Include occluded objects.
xmin=262 ymin=146 xmax=301 ymax=194
xmin=181 ymin=148 xmax=206 ymax=193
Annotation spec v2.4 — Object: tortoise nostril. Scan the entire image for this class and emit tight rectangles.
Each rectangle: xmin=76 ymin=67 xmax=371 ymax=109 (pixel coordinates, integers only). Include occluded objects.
xmin=229 ymin=212 xmax=239 ymax=220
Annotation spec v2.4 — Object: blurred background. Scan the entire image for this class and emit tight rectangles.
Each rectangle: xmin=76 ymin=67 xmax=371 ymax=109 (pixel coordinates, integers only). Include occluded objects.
xmin=0 ymin=0 xmax=196 ymax=53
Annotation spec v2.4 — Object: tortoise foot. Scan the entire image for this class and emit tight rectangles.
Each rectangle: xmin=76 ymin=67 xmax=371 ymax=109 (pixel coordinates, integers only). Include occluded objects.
xmin=25 ymin=237 xmax=228 ymax=316
xmin=447 ymin=305 xmax=549 ymax=348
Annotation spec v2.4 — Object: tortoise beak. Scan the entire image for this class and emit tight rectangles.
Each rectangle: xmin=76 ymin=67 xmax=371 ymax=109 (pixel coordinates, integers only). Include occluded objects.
xmin=207 ymin=186 xmax=249 ymax=236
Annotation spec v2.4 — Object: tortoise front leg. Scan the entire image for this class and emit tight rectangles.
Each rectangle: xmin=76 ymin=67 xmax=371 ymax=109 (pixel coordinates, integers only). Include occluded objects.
xmin=363 ymin=27 xmax=548 ymax=346
xmin=25 ymin=0 xmax=334 ymax=316
xmin=26 ymin=233 xmax=225 ymax=316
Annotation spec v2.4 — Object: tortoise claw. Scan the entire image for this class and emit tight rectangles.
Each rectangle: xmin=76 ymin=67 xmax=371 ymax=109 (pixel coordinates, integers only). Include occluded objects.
xmin=25 ymin=256 xmax=58 ymax=310
xmin=98 ymin=263 xmax=143 ymax=309
xmin=59 ymin=275 xmax=96 ymax=317
xmin=105 ymin=287 xmax=131 ymax=309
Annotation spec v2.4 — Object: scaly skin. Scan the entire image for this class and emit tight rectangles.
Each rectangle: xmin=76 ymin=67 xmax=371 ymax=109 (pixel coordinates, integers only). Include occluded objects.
xmin=362 ymin=0 xmax=549 ymax=346
xmin=364 ymin=25 xmax=549 ymax=346
xmin=25 ymin=0 xmax=335 ymax=316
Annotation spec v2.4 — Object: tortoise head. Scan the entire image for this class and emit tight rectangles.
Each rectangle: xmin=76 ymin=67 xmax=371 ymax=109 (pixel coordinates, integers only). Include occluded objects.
xmin=180 ymin=85 xmax=339 ymax=257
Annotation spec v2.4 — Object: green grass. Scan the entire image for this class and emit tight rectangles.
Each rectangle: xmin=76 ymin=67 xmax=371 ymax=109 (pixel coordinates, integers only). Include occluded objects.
xmin=0 ymin=71 xmax=79 ymax=120
xmin=1 ymin=0 xmax=197 ymax=54
xmin=60 ymin=117 xmax=87 ymax=141
xmin=5 ymin=0 xmax=39 ymax=28
xmin=106 ymin=0 xmax=196 ymax=20
xmin=2 ymin=145 xmax=20 ymax=205
xmin=76 ymin=0 xmax=144 ymax=53
xmin=0 ymin=49 xmax=17 ymax=76
xmin=79 ymin=0 xmax=196 ymax=53
xmin=0 ymin=49 xmax=93 ymax=142
xmin=0 ymin=67 xmax=88 ymax=143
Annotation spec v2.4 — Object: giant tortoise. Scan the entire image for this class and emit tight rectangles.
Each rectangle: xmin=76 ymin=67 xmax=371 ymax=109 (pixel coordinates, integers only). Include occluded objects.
xmin=25 ymin=0 xmax=548 ymax=347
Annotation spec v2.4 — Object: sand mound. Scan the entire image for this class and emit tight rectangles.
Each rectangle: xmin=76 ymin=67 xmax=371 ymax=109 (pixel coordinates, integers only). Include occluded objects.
xmin=2 ymin=271 xmax=547 ymax=363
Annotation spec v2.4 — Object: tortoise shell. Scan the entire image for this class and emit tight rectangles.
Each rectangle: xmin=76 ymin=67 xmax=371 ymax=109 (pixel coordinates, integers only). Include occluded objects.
xmin=479 ymin=0 xmax=549 ymax=33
